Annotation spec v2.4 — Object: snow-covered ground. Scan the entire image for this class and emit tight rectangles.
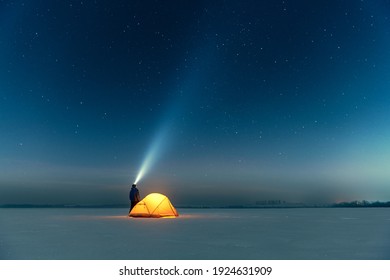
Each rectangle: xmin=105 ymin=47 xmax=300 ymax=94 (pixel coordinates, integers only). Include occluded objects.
xmin=0 ymin=208 xmax=389 ymax=259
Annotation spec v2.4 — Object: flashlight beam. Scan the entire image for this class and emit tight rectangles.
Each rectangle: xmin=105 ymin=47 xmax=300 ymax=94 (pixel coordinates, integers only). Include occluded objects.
xmin=134 ymin=126 xmax=168 ymax=184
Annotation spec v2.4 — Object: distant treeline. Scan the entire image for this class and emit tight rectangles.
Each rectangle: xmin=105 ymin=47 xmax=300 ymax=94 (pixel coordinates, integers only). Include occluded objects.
xmin=1 ymin=200 xmax=390 ymax=208
xmin=0 ymin=204 xmax=128 ymax=208
xmin=333 ymin=200 xmax=390 ymax=208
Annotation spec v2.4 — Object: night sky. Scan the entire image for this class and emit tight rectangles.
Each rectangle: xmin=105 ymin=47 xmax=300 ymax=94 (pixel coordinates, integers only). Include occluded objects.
xmin=1 ymin=0 xmax=390 ymax=206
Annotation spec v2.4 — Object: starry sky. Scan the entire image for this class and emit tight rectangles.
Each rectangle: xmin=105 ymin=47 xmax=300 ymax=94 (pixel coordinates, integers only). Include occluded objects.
xmin=1 ymin=0 xmax=390 ymax=206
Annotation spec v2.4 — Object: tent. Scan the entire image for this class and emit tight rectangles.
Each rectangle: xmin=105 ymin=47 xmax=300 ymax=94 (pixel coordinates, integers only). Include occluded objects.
xmin=129 ymin=193 xmax=179 ymax=218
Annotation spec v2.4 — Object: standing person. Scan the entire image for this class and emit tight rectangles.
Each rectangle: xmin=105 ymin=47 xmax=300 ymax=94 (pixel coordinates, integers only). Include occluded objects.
xmin=129 ymin=183 xmax=140 ymax=214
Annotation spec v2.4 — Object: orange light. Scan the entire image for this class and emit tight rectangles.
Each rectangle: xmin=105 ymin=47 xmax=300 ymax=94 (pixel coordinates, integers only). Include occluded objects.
xmin=129 ymin=193 xmax=179 ymax=218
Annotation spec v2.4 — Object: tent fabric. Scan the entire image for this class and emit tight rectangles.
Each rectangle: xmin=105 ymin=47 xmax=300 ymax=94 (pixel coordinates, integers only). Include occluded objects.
xmin=129 ymin=193 xmax=179 ymax=218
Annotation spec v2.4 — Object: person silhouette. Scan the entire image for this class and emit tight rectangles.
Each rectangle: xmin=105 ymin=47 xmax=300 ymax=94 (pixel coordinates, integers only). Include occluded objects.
xmin=129 ymin=183 xmax=140 ymax=214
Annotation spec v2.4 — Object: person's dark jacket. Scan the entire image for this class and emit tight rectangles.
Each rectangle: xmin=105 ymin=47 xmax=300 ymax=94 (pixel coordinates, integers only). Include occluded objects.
xmin=129 ymin=186 xmax=140 ymax=203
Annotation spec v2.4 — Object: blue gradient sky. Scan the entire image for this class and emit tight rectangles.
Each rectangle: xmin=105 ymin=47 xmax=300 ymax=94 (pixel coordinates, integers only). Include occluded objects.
xmin=1 ymin=0 xmax=390 ymax=206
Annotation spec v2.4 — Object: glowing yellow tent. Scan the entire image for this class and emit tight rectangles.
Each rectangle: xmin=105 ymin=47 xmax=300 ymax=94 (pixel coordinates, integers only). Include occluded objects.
xmin=129 ymin=193 xmax=179 ymax=218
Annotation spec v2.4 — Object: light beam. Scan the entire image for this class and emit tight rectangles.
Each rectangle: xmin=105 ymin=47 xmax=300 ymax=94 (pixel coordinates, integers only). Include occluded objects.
xmin=132 ymin=44 xmax=215 ymax=185
xmin=134 ymin=125 xmax=168 ymax=184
